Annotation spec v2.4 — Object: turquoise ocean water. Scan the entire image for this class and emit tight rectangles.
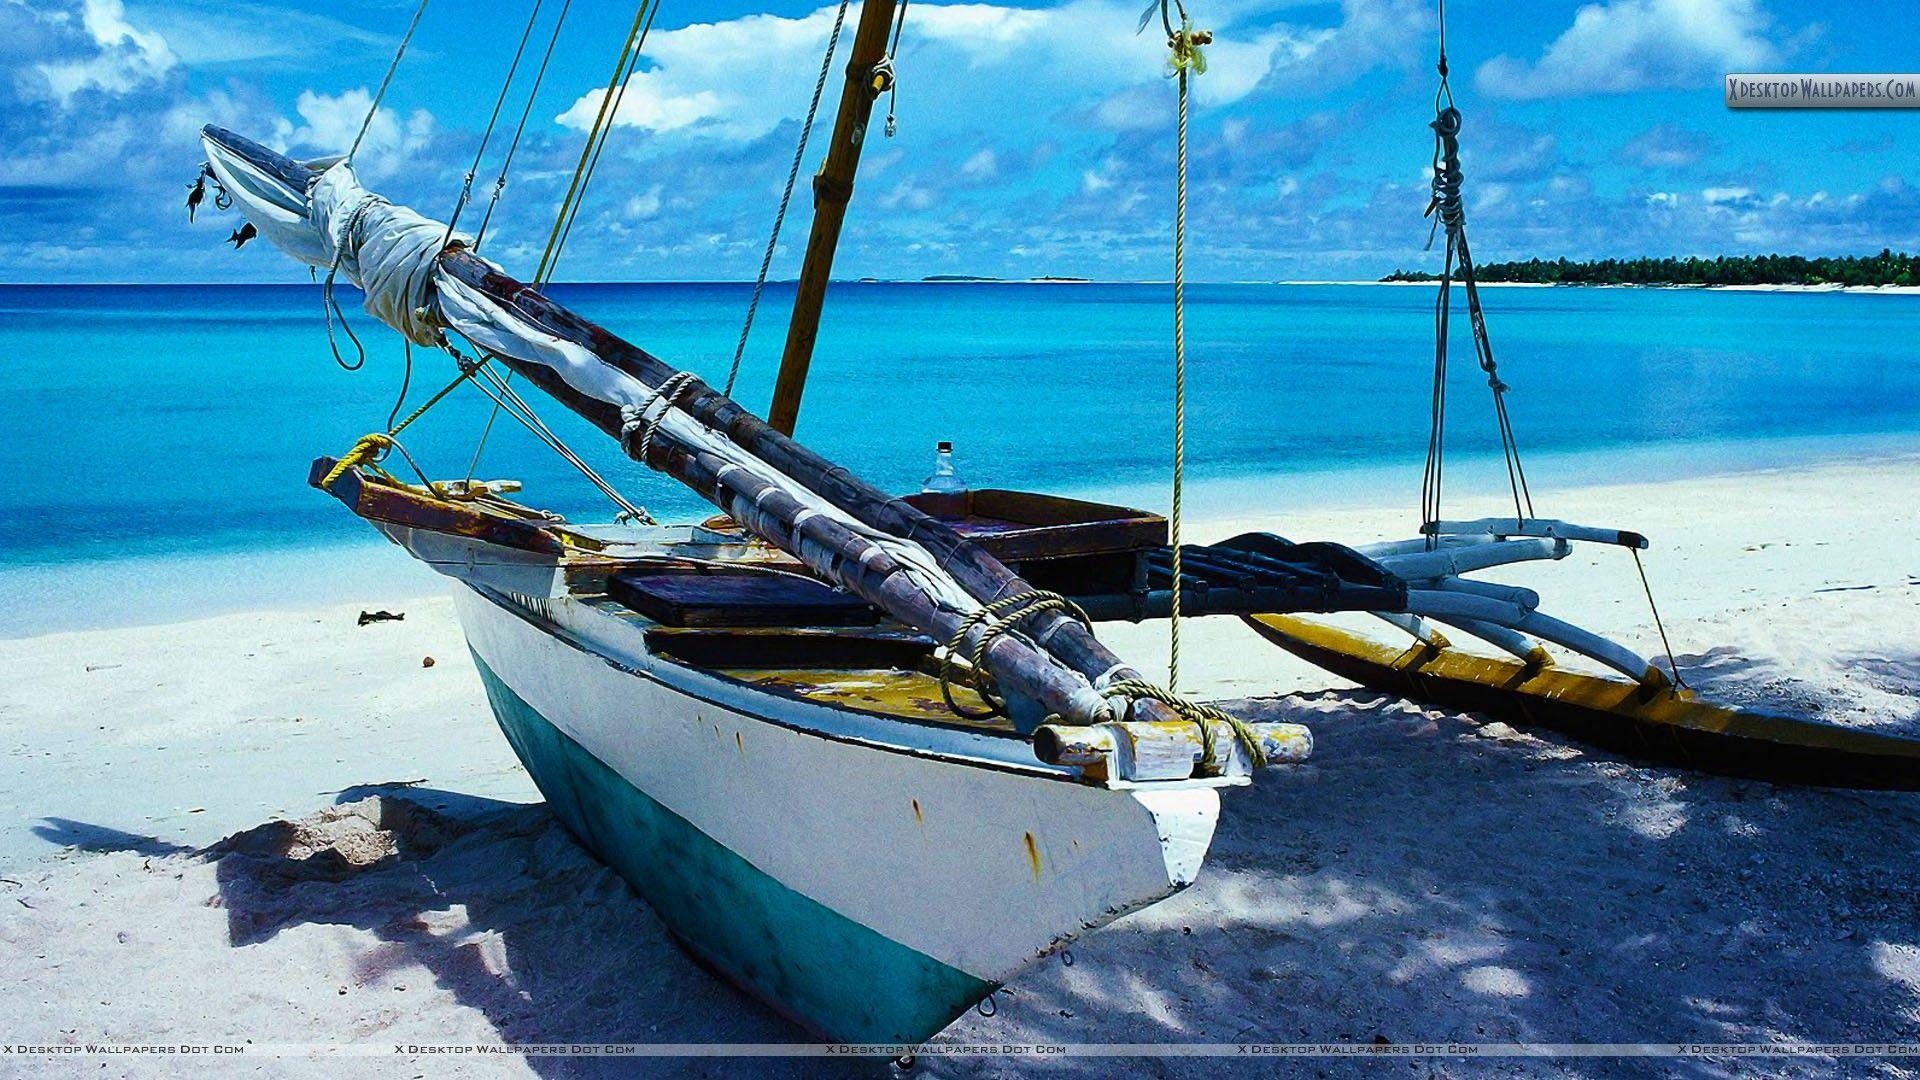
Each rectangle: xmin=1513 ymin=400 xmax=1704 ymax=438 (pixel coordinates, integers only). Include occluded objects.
xmin=2 ymin=281 xmax=1917 ymax=635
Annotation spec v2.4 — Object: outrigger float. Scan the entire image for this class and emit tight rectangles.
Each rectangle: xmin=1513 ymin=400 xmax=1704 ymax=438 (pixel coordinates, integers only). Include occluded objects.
xmin=190 ymin=0 xmax=1920 ymax=1045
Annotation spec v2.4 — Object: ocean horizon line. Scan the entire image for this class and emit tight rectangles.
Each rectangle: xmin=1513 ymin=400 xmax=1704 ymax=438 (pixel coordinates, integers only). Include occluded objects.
xmin=8 ymin=278 xmax=1919 ymax=293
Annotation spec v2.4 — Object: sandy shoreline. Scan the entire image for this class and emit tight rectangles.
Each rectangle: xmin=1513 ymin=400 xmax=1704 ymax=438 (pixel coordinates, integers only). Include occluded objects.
xmin=1310 ymin=280 xmax=1920 ymax=294
xmin=1 ymin=453 xmax=1916 ymax=1074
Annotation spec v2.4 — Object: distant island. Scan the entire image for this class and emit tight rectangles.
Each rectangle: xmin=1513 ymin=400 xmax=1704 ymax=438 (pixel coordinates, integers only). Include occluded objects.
xmin=917 ymin=275 xmax=1093 ymax=283
xmin=1382 ymin=250 xmax=1920 ymax=288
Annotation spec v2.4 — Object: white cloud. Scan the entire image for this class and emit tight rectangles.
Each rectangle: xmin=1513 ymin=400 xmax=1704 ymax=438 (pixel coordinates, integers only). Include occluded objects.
xmin=558 ymin=0 xmax=1388 ymax=143
xmin=281 ymin=88 xmax=435 ymax=178
xmin=121 ymin=1 xmax=386 ymax=67
xmin=33 ymin=0 xmax=176 ymax=103
xmin=625 ymin=186 xmax=663 ymax=220
xmin=1474 ymin=0 xmax=1777 ymax=100
xmin=1623 ymin=122 xmax=1712 ymax=168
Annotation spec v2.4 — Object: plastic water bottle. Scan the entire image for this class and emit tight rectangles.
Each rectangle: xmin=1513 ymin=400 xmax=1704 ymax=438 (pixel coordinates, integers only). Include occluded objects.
xmin=919 ymin=440 xmax=968 ymax=518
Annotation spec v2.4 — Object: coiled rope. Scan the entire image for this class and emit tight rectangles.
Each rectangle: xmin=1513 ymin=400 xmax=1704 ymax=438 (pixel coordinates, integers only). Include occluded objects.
xmin=939 ymin=592 xmax=1091 ymax=720
xmin=1104 ymin=678 xmax=1266 ymax=771
xmin=621 ymin=370 xmax=700 ymax=467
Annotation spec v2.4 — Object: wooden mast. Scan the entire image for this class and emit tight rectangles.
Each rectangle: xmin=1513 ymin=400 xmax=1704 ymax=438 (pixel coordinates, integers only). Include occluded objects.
xmin=765 ymin=0 xmax=900 ymax=436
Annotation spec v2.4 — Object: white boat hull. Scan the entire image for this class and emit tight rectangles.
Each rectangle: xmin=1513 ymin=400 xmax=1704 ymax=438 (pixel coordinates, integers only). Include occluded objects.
xmin=452 ymin=583 xmax=1222 ymax=1042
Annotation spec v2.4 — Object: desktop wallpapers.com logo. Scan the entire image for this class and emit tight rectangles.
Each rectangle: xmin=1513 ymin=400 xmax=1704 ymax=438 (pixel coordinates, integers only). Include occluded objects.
xmin=1726 ymin=74 xmax=1920 ymax=108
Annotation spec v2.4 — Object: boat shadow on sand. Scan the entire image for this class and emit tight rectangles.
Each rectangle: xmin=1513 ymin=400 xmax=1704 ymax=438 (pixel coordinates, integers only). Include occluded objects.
xmin=25 ymin=678 xmax=1920 ymax=1079
xmin=932 ymin=691 xmax=1920 ymax=1077
xmin=34 ymin=788 xmax=886 ymax=1079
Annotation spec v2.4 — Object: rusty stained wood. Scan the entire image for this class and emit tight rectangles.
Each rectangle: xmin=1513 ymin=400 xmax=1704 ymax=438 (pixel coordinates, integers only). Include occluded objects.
xmin=308 ymin=457 xmax=566 ymax=555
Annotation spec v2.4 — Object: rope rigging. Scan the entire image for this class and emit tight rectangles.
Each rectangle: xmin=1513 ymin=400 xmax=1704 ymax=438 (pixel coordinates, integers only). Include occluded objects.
xmin=325 ymin=0 xmax=436 ymax=374
xmin=474 ymin=0 xmax=576 ymax=250
xmin=443 ymin=0 xmax=549 ymax=246
xmin=1419 ymin=0 xmax=1531 ymax=538
xmin=535 ymin=0 xmax=662 ymax=287
xmin=724 ymin=0 xmax=854 ymax=399
xmin=349 ymin=0 xmax=431 ymax=163
xmin=881 ymin=0 xmax=909 ymax=138
xmin=1159 ymin=0 xmax=1208 ymax=692
xmin=467 ymin=0 xmax=661 ymax=486
xmin=318 ymin=0 xmax=663 ymax=525
xmin=1413 ymin=0 xmax=1686 ymax=692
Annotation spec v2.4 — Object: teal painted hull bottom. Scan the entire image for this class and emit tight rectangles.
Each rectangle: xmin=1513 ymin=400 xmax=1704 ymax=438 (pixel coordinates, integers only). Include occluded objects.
xmin=472 ymin=652 xmax=994 ymax=1043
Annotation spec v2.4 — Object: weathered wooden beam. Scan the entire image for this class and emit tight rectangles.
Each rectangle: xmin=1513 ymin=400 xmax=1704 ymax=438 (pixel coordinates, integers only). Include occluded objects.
xmin=307 ymin=457 xmax=565 ymax=555
xmin=204 ymin=124 xmax=1179 ymax=730
xmin=433 ymin=252 xmax=1170 ymax=720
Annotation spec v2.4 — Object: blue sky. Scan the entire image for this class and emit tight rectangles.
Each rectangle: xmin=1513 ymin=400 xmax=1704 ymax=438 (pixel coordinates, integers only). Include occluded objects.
xmin=2 ymin=0 xmax=1916 ymax=282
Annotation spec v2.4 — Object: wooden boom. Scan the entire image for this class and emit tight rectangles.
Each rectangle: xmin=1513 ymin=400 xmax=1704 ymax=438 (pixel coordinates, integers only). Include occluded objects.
xmin=201 ymin=122 xmax=1186 ymax=734
xmin=434 ymin=251 xmax=1171 ymax=726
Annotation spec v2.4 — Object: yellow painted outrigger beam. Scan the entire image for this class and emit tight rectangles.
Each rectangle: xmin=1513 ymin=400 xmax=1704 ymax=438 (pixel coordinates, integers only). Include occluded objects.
xmin=1245 ymin=614 xmax=1920 ymax=791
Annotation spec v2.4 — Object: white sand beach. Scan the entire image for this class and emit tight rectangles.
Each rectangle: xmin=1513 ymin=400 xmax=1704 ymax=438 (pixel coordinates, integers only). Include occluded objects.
xmin=1 ymin=453 xmax=1917 ymax=1077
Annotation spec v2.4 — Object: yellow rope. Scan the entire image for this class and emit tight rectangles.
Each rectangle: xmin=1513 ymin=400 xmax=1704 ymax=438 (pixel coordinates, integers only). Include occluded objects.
xmin=319 ymin=433 xmax=395 ymax=490
xmin=319 ymin=357 xmax=488 ymax=491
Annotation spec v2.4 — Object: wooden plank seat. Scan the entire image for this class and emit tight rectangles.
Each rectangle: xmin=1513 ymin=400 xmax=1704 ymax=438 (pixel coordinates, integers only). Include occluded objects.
xmin=609 ymin=564 xmax=880 ymax=629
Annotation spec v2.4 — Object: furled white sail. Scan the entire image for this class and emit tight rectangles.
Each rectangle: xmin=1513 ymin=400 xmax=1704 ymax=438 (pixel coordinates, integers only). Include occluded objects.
xmin=201 ymin=133 xmax=994 ymax=633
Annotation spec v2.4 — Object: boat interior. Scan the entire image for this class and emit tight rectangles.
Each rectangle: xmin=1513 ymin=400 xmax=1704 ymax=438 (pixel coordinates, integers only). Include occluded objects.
xmin=315 ymin=458 xmax=1405 ymax=733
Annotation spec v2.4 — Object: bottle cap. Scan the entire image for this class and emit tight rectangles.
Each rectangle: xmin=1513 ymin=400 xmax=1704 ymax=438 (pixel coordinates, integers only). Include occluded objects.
xmin=937 ymin=441 xmax=953 ymax=452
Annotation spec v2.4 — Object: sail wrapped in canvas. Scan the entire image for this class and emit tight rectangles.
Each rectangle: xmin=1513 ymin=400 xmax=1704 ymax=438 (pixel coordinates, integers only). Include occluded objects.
xmin=200 ymin=126 xmax=1273 ymax=750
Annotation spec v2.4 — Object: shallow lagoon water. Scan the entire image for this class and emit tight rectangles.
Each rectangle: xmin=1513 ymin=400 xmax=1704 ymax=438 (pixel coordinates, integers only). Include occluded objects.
xmin=2 ymin=281 xmax=1916 ymax=634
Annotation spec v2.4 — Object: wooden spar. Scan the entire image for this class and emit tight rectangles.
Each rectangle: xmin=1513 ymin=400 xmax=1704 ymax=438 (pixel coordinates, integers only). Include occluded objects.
xmin=765 ymin=0 xmax=901 ymax=436
xmin=432 ymin=251 xmax=1172 ymax=722
xmin=199 ymin=124 xmax=1176 ymax=730
xmin=425 ymin=314 xmax=1108 ymax=723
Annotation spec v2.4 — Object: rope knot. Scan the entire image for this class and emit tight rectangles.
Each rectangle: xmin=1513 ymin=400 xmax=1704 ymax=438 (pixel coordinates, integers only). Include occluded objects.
xmin=1104 ymin=678 xmax=1268 ymax=770
xmin=1167 ymin=22 xmax=1211 ymax=76
xmin=320 ymin=433 xmax=395 ymax=490
xmin=939 ymin=592 xmax=1091 ymax=720
xmin=620 ymin=371 xmax=698 ymax=465
xmin=868 ymin=56 xmax=896 ymax=97
xmin=1425 ymin=108 xmax=1466 ymax=240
